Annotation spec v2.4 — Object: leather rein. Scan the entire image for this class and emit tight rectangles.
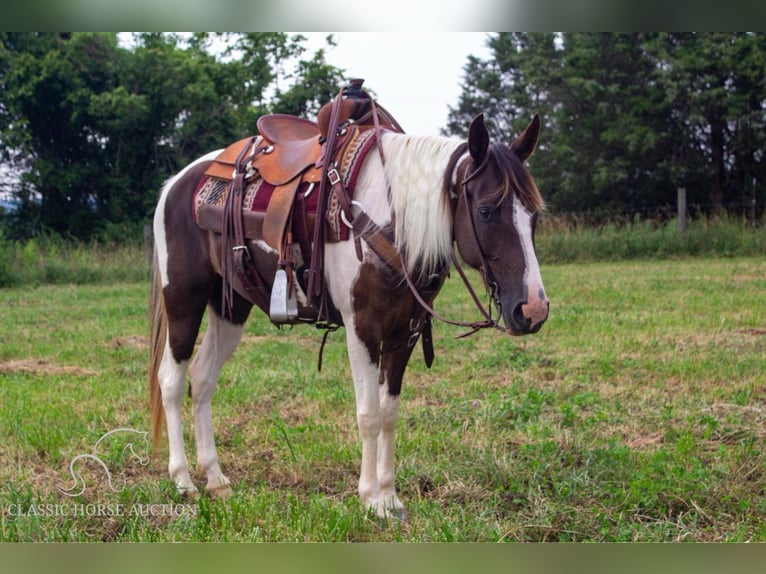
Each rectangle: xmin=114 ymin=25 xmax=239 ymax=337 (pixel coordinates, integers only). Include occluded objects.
xmin=399 ymin=155 xmax=509 ymax=338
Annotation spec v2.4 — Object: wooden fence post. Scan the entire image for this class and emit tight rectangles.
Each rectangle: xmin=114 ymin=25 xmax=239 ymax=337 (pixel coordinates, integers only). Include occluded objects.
xmin=751 ymin=177 xmax=757 ymax=229
xmin=677 ymin=187 xmax=687 ymax=233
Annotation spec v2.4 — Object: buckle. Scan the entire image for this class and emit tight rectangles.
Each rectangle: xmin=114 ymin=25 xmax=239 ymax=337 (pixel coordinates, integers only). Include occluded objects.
xmin=232 ymin=245 xmax=250 ymax=261
xmin=327 ymin=167 xmax=341 ymax=186
xmin=340 ymin=200 xmax=367 ymax=229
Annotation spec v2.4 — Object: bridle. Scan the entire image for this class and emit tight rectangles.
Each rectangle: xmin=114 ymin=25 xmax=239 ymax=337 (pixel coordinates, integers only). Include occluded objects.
xmin=401 ymin=151 xmax=511 ymax=338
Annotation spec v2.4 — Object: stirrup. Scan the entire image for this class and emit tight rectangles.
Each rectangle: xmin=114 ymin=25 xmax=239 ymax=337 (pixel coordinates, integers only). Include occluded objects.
xmin=270 ymin=268 xmax=298 ymax=323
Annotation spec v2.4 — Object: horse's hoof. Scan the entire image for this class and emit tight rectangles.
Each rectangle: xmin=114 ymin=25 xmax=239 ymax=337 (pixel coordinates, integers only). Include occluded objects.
xmin=178 ymin=486 xmax=200 ymax=500
xmin=388 ymin=506 xmax=408 ymax=523
xmin=206 ymin=483 xmax=233 ymax=499
xmin=369 ymin=502 xmax=408 ymax=523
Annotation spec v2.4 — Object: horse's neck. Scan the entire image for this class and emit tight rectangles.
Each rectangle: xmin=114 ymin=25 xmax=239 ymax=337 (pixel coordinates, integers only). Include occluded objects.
xmin=378 ymin=132 xmax=464 ymax=278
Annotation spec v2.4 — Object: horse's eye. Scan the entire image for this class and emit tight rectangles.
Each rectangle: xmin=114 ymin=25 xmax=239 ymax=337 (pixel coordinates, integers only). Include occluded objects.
xmin=478 ymin=206 xmax=494 ymax=221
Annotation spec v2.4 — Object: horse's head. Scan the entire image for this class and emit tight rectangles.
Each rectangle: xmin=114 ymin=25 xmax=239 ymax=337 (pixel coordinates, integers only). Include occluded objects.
xmin=453 ymin=113 xmax=549 ymax=335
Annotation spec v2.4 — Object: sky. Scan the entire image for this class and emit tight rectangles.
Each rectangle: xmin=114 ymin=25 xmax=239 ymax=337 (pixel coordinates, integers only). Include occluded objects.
xmin=300 ymin=33 xmax=493 ymax=136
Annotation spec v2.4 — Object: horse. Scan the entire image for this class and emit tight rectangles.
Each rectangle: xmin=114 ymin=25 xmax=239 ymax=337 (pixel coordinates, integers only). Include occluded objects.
xmin=148 ymin=90 xmax=549 ymax=519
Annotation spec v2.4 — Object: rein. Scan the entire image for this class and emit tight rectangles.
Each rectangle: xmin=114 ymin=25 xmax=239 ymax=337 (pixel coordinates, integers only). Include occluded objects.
xmin=399 ymin=155 xmax=508 ymax=338
xmin=399 ymin=248 xmax=503 ymax=338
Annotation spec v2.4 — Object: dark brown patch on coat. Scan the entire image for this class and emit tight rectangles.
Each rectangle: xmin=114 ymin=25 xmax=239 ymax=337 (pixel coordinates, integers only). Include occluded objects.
xmin=161 ymin=161 xmax=254 ymax=362
xmin=352 ymin=261 xmax=445 ymax=396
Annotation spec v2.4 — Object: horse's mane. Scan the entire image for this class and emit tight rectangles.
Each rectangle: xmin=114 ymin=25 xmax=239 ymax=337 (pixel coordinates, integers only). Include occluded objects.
xmin=377 ymin=132 xmax=544 ymax=281
xmin=381 ymin=133 xmax=464 ymax=280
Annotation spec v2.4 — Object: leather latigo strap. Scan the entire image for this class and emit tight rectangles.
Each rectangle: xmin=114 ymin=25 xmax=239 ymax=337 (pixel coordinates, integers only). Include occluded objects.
xmin=221 ymin=138 xmax=271 ymax=319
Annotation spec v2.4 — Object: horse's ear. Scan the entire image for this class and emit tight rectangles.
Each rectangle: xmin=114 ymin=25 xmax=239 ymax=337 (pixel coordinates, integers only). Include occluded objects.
xmin=510 ymin=114 xmax=540 ymax=162
xmin=468 ymin=113 xmax=489 ymax=164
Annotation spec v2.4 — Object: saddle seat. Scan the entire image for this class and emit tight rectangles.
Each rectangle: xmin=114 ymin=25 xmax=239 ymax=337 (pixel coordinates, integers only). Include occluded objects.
xmin=203 ymin=115 xmax=324 ymax=187
xmin=258 ymin=113 xmax=320 ymax=144
xmin=254 ymin=114 xmax=324 ymax=186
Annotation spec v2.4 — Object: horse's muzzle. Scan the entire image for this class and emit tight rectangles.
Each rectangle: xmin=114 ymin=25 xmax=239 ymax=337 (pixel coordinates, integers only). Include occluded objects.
xmin=506 ymin=291 xmax=549 ymax=335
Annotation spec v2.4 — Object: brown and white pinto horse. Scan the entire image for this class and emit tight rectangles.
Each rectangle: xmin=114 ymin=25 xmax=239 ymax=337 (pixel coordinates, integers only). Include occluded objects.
xmin=148 ymin=111 xmax=548 ymax=518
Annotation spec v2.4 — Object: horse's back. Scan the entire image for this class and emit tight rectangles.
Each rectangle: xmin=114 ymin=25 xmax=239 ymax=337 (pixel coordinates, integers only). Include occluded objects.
xmin=157 ymin=153 xmax=218 ymax=234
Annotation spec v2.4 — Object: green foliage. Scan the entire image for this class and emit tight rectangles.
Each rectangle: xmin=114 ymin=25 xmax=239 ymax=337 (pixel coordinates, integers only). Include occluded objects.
xmin=536 ymin=215 xmax=766 ymax=263
xmin=447 ymin=33 xmax=766 ymax=219
xmin=0 ymin=32 xmax=344 ymax=241
xmin=0 ymin=216 xmax=762 ymax=288
xmin=0 ymin=230 xmax=148 ymax=287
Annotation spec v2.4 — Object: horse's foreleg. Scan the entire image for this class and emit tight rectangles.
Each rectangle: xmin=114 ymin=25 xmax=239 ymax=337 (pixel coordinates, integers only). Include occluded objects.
xmin=377 ymin=340 xmax=414 ymax=520
xmin=345 ymin=325 xmax=390 ymax=517
xmin=377 ymin=387 xmax=404 ymax=515
xmin=189 ymin=309 xmax=245 ymax=497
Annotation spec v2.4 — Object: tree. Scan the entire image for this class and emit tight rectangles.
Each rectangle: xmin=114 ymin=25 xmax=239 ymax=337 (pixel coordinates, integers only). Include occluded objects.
xmin=649 ymin=32 xmax=766 ymax=214
xmin=0 ymin=32 xmax=345 ymax=240
xmin=446 ymin=32 xmax=766 ymax=220
xmin=553 ymin=33 xmax=670 ymax=214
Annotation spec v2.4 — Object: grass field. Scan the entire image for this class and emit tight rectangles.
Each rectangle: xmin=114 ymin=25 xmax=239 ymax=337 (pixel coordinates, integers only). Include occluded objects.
xmin=0 ymin=256 xmax=764 ymax=541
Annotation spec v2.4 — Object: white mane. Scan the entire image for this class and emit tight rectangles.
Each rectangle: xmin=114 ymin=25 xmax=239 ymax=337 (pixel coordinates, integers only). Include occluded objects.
xmin=380 ymin=132 xmax=464 ymax=279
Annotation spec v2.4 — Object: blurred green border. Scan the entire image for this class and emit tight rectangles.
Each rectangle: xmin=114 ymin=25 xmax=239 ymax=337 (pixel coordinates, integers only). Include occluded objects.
xmin=2 ymin=1 xmax=766 ymax=31
xmin=2 ymin=543 xmax=766 ymax=574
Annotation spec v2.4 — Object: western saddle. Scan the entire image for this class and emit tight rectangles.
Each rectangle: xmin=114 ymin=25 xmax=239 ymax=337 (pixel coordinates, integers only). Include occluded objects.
xmin=195 ymin=79 xmax=403 ymax=326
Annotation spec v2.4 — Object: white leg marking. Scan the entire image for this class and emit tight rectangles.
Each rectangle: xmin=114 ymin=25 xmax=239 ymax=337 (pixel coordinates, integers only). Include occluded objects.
xmin=189 ymin=311 xmax=244 ymax=496
xmin=377 ymin=384 xmax=404 ymax=513
xmin=158 ymin=340 xmax=196 ymax=494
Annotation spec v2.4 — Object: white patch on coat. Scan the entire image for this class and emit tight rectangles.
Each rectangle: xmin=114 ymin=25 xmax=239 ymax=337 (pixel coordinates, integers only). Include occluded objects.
xmin=380 ymin=132 xmax=464 ymax=279
xmin=154 ymin=150 xmax=221 ymax=287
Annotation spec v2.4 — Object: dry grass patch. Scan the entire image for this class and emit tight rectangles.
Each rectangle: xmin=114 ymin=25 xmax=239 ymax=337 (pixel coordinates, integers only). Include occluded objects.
xmin=0 ymin=358 xmax=97 ymax=377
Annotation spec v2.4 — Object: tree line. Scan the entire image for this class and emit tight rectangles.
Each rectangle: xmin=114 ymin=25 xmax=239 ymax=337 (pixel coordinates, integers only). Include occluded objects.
xmin=446 ymin=33 xmax=766 ymax=222
xmin=0 ymin=32 xmax=344 ymax=240
xmin=1 ymin=33 xmax=764 ymax=242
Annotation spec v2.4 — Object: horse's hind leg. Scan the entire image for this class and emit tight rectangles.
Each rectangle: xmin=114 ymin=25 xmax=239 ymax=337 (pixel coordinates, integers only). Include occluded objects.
xmin=158 ymin=298 xmax=207 ymax=496
xmin=189 ymin=291 xmax=251 ymax=497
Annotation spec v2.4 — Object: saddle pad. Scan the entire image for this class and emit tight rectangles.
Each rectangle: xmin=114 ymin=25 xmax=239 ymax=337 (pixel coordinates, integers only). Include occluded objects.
xmin=192 ymin=126 xmax=379 ymax=243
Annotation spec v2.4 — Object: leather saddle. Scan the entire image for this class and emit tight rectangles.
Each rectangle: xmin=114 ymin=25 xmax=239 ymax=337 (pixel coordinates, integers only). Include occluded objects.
xmin=200 ymin=90 xmax=400 ymax=251
xmin=202 ymin=115 xmax=322 ymax=185
xmin=196 ymin=80 xmax=402 ymax=324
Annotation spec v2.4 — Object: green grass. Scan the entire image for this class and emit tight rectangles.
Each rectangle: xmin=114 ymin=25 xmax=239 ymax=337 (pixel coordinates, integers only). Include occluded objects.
xmin=1 ymin=215 xmax=763 ymax=287
xmin=536 ymin=215 xmax=766 ymax=263
xmin=1 ymin=256 xmax=765 ymax=541
xmin=0 ymin=232 xmax=149 ymax=287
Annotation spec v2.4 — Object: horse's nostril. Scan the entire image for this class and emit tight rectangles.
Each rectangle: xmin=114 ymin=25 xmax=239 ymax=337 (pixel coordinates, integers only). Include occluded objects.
xmin=512 ymin=302 xmax=531 ymax=331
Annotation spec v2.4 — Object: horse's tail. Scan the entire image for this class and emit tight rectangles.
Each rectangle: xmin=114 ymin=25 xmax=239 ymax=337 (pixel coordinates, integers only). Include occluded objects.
xmin=148 ymin=248 xmax=167 ymax=451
